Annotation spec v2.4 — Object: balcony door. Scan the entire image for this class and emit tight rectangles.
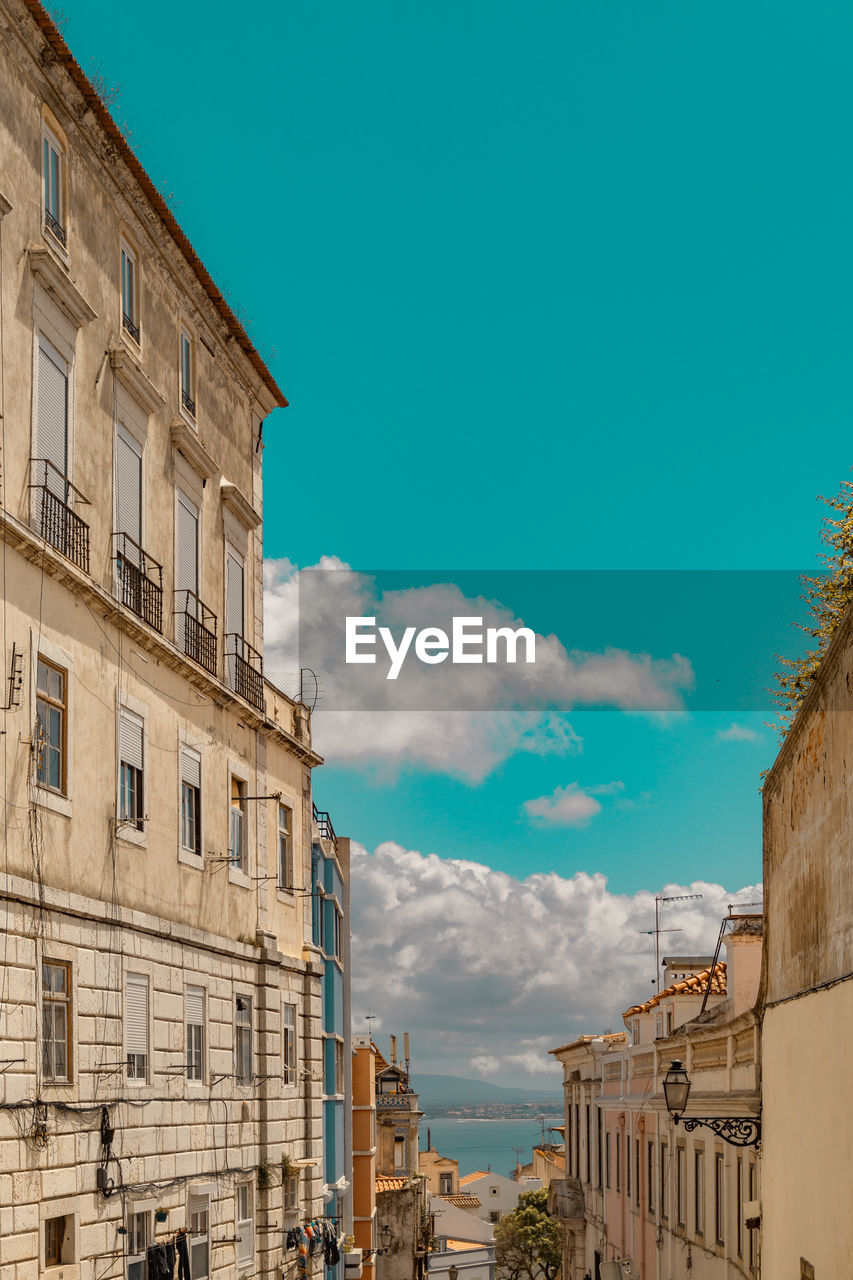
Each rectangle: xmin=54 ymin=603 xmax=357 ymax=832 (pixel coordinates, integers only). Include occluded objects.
xmin=115 ymin=422 xmax=142 ymax=567
xmin=37 ymin=335 xmax=68 ymax=499
xmin=176 ymin=491 xmax=200 ymax=654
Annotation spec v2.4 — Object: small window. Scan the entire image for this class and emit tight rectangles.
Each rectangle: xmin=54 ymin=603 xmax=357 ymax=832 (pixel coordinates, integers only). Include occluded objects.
xmin=439 ymin=1173 xmax=453 ymax=1195
xmin=125 ymin=972 xmax=149 ymax=1080
xmin=186 ymin=985 xmax=205 ymax=1082
xmin=695 ymin=1149 xmax=705 ymax=1235
xmin=127 ymin=1211 xmax=150 ymax=1280
xmin=42 ymin=125 xmax=66 ymax=246
xmin=655 ymin=1014 xmax=663 ymax=1039
xmin=616 ymin=1132 xmax=621 ymax=1193
xmin=36 ymin=657 xmax=66 ymax=794
xmin=119 ymin=708 xmax=144 ymax=830
xmin=277 ymin=803 xmax=293 ymax=889
xmin=235 ymin=995 xmax=253 ymax=1083
xmin=121 ymin=242 xmax=140 ymax=343
xmin=45 ymin=1214 xmax=71 ymax=1267
xmin=282 ymin=1002 xmax=297 ymax=1084
xmin=660 ymin=1142 xmax=668 ymax=1219
xmin=632 ymin=1019 xmax=640 ymax=1045
xmin=488 ymin=1210 xmax=500 ymax=1224
xmin=647 ymin=1141 xmax=655 ymax=1214
xmin=180 ymin=327 xmax=195 ymax=417
xmin=715 ymin=1152 xmax=725 ymax=1244
xmin=490 ymin=1186 xmax=499 ymax=1197
xmin=284 ymin=1172 xmax=299 ymax=1213
xmin=230 ymin=776 xmax=247 ymax=871
xmin=180 ymin=748 xmax=201 ymax=856
xmin=333 ymin=905 xmax=343 ymax=960
xmin=334 ymin=1039 xmax=344 ymax=1094
xmin=393 ymin=1134 xmax=405 ymax=1170
xmin=42 ymin=960 xmax=72 ymax=1082
xmin=666 ymin=1010 xmax=673 ymax=1035
xmin=676 ymin=1146 xmax=685 ymax=1226
xmin=189 ymin=1194 xmax=209 ymax=1280
xmin=236 ymin=1182 xmax=254 ymax=1265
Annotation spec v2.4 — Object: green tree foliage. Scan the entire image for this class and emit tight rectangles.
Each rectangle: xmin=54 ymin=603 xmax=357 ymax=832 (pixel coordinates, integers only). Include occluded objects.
xmin=494 ymin=1188 xmax=561 ymax=1280
xmin=773 ymin=478 xmax=853 ymax=734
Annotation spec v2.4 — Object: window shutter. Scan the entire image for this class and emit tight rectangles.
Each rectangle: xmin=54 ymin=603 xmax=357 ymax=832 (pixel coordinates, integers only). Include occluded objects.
xmin=188 ymin=1193 xmax=207 ymax=1220
xmin=119 ymin=710 xmax=143 ymax=770
xmin=125 ymin=974 xmax=148 ymax=1054
xmin=37 ymin=338 xmax=68 ymax=490
xmin=176 ymin=493 xmax=199 ymax=598
xmin=181 ymin=748 xmax=201 ymax=790
xmin=186 ymin=985 xmax=204 ymax=1026
xmin=225 ymin=550 xmax=244 ymax=637
xmin=115 ymin=423 xmax=142 ymax=547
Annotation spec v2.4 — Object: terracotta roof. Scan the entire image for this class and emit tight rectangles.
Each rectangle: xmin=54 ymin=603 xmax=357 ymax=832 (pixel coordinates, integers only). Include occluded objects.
xmin=624 ymin=962 xmax=727 ymax=1017
xmin=21 ymin=1 xmax=287 ymax=410
xmin=445 ymin=1241 xmax=489 ymax=1253
xmin=375 ymin=1176 xmax=409 ymax=1193
xmin=459 ymin=1171 xmax=490 ymax=1186
xmin=438 ymin=1195 xmax=481 ymax=1208
xmin=550 ymin=1031 xmax=628 ymax=1055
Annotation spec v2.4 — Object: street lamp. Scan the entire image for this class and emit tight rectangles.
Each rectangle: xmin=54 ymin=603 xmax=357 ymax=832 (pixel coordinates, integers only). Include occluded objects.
xmin=448 ymin=1267 xmax=459 ymax=1280
xmin=380 ymin=1226 xmax=392 ymax=1252
xmin=662 ymin=1059 xmax=761 ymax=1148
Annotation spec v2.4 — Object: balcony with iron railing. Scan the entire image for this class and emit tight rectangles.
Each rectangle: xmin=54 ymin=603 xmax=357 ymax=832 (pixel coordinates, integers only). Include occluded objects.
xmin=181 ymin=387 xmax=196 ymax=416
xmin=29 ymin=458 xmax=90 ymax=573
xmin=174 ymin=589 xmax=217 ymax=676
xmin=225 ymin=633 xmax=264 ymax=712
xmin=112 ymin=532 xmax=163 ymax=631
xmin=313 ymin=803 xmax=337 ymax=846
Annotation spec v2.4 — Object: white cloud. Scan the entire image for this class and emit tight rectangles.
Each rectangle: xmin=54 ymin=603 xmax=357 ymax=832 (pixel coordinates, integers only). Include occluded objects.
xmin=717 ymin=723 xmax=760 ymax=742
xmin=263 ymin=559 xmax=695 ymax=781
xmin=523 ymin=781 xmax=625 ymax=827
xmin=350 ymin=839 xmax=762 ymax=1085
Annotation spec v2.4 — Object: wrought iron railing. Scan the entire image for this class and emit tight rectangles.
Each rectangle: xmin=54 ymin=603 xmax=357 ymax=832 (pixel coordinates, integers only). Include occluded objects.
xmin=313 ymin=803 xmax=337 ymax=846
xmin=225 ymin=633 xmax=264 ymax=711
xmin=29 ymin=458 xmax=89 ymax=572
xmin=174 ymin=589 xmax=217 ymax=675
xmin=181 ymin=387 xmax=196 ymax=416
xmin=44 ymin=208 xmax=66 ymax=246
xmin=122 ymin=312 xmax=140 ymax=344
xmin=112 ymin=532 xmax=163 ymax=631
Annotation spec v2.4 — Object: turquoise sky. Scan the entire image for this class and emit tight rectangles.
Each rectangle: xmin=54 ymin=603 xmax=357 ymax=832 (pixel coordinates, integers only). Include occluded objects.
xmin=60 ymin=0 xmax=852 ymax=893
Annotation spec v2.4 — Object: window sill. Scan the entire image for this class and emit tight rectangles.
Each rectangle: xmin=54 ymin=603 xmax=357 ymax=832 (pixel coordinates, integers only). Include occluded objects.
xmin=116 ymin=824 xmax=147 ymax=849
xmin=42 ymin=221 xmax=70 ymax=264
xmin=178 ymin=401 xmax=198 ymax=431
xmin=228 ymin=865 xmax=251 ymax=890
xmin=33 ymin=786 xmax=72 ymax=819
xmin=178 ymin=846 xmax=205 ymax=870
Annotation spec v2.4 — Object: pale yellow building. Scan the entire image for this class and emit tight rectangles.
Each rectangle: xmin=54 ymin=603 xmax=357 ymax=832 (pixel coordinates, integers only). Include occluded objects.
xmin=761 ymin=603 xmax=853 ymax=1277
xmin=0 ymin=2 xmax=334 ymax=1277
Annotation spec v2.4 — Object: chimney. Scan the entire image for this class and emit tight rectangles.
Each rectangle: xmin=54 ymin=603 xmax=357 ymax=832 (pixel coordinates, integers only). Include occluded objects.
xmin=390 ymin=1035 xmax=397 ymax=1065
xmin=723 ymin=921 xmax=763 ymax=1015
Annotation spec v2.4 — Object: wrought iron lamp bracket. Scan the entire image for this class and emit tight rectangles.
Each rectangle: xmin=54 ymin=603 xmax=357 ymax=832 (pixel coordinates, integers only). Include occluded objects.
xmin=676 ymin=1115 xmax=761 ymax=1147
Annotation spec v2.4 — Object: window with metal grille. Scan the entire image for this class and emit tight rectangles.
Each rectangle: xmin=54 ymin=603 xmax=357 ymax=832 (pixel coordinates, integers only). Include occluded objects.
xmin=181 ymin=748 xmax=201 ymax=855
xmin=121 ymin=243 xmax=139 ymax=342
xmin=43 ymin=126 xmax=65 ymax=244
xmin=36 ymin=657 xmax=66 ymax=794
xmin=180 ymin=328 xmax=195 ymax=416
xmin=118 ymin=709 xmax=144 ymax=829
xmin=282 ymin=1002 xmax=297 ymax=1084
xmin=125 ymin=972 xmax=148 ymax=1080
xmin=127 ymin=1211 xmax=149 ymax=1280
xmin=186 ymin=985 xmax=205 ymax=1082
xmin=42 ymin=960 xmax=71 ymax=1082
xmin=235 ymin=995 xmax=252 ymax=1082
xmin=278 ymin=803 xmax=293 ymax=889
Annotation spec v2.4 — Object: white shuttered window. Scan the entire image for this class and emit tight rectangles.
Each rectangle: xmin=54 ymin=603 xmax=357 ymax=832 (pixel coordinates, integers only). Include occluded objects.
xmin=125 ymin=972 xmax=148 ymax=1079
xmin=115 ymin=423 xmax=142 ymax=551
xmin=119 ymin=709 xmax=144 ymax=829
xmin=225 ymin=549 xmax=244 ymax=637
xmin=186 ymin=984 xmax=204 ymax=1081
xmin=180 ymin=747 xmax=201 ymax=855
xmin=37 ymin=336 xmax=68 ymax=496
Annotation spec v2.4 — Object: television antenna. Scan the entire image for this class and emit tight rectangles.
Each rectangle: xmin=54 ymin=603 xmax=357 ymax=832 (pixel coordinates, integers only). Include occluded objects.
xmin=641 ymin=893 xmax=703 ymax=991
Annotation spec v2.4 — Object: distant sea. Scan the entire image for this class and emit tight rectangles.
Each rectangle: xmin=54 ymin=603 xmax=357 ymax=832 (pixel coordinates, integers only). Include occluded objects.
xmin=420 ymin=1115 xmax=563 ymax=1178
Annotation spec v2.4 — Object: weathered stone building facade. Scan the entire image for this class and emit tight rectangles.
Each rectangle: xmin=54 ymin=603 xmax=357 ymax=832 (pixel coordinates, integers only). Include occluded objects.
xmin=0 ymin=2 xmax=336 ymax=1277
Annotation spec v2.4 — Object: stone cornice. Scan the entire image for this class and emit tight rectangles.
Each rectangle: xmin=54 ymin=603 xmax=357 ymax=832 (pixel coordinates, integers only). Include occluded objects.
xmin=170 ymin=419 xmax=219 ymax=481
xmin=28 ymin=243 xmax=97 ymax=326
xmin=109 ymin=345 xmax=167 ymax=415
xmin=220 ymin=477 xmax=262 ymax=530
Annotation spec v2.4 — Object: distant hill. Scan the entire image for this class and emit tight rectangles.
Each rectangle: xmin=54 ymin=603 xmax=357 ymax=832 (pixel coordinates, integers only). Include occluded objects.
xmin=413 ymin=1072 xmax=562 ymax=1107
